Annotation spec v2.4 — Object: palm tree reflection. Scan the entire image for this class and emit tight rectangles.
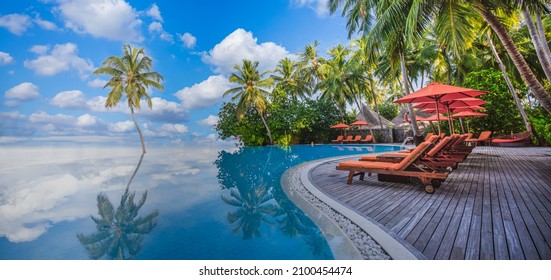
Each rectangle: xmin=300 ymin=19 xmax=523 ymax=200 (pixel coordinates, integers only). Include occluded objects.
xmin=215 ymin=146 xmax=332 ymax=258
xmin=77 ymin=154 xmax=158 ymax=260
xmin=221 ymin=181 xmax=277 ymax=239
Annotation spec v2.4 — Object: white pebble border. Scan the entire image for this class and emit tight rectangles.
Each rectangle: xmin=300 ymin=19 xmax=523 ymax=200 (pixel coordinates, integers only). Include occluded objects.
xmin=281 ymin=155 xmax=419 ymax=260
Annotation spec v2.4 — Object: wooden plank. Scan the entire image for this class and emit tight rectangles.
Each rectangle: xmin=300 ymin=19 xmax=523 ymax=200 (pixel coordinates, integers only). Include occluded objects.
xmin=491 ymin=150 xmax=511 ymax=260
xmin=306 ymin=146 xmax=551 ymax=260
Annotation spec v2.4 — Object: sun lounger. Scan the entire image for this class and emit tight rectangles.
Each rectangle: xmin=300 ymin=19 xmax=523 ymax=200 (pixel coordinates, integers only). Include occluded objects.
xmin=491 ymin=132 xmax=531 ymax=147
xmin=343 ymin=135 xmax=361 ymax=143
xmin=361 ymin=136 xmax=460 ymax=171
xmin=337 ymin=141 xmax=449 ymax=193
xmin=360 ymin=135 xmax=374 ymax=143
xmin=424 ymin=132 xmax=434 ymax=141
xmin=341 ymin=135 xmax=354 ymax=143
xmin=331 ymin=135 xmax=344 ymax=143
xmin=464 ymin=131 xmax=492 ymax=146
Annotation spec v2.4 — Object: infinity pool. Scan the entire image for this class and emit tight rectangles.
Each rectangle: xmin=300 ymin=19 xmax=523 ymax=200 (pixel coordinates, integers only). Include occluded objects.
xmin=0 ymin=144 xmax=402 ymax=259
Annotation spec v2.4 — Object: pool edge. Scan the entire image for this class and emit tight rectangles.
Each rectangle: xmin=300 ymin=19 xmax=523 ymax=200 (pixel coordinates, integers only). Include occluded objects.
xmin=282 ymin=156 xmax=419 ymax=260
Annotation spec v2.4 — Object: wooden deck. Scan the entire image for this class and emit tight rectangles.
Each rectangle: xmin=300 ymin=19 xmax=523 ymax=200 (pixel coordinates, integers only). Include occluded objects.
xmin=309 ymin=146 xmax=551 ymax=260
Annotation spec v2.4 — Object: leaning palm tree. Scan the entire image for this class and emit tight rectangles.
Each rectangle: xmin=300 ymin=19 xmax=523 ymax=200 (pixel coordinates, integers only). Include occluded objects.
xmin=94 ymin=44 xmax=165 ymax=154
xmin=224 ymin=60 xmax=274 ymax=145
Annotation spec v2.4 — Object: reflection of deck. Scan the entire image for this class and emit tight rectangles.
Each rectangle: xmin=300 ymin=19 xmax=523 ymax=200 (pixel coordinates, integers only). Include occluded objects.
xmin=309 ymin=146 xmax=551 ymax=260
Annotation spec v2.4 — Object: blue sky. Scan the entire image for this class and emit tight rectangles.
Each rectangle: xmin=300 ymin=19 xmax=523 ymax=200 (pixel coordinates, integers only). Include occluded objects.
xmin=0 ymin=0 xmax=350 ymax=147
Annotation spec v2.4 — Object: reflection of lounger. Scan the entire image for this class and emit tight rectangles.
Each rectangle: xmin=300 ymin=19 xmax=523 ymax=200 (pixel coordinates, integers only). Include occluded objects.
xmin=336 ymin=141 xmax=448 ymax=193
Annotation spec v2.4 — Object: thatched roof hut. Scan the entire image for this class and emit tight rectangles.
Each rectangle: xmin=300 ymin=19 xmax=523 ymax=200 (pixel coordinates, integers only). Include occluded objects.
xmin=356 ymin=104 xmax=394 ymax=129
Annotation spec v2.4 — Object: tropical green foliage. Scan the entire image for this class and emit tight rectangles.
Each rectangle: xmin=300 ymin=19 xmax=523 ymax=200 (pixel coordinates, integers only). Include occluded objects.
xmin=215 ymin=1 xmax=551 ymax=146
xmin=378 ymin=101 xmax=400 ymax=121
xmin=216 ymin=97 xmax=342 ymax=146
xmin=463 ymin=69 xmax=526 ymax=135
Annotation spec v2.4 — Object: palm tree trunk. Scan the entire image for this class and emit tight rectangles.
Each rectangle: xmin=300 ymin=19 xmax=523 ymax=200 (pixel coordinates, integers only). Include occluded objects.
xmin=126 ymin=153 xmax=145 ymax=192
xmin=535 ymin=12 xmax=551 ymax=65
xmin=130 ymin=109 xmax=147 ymax=154
xmin=258 ymin=112 xmax=273 ymax=145
xmin=368 ymin=78 xmax=385 ymax=131
xmin=486 ymin=33 xmax=531 ymax=132
xmin=400 ymin=53 xmax=421 ymax=137
xmin=478 ymin=7 xmax=551 ymax=114
xmin=522 ymin=7 xmax=551 ymax=85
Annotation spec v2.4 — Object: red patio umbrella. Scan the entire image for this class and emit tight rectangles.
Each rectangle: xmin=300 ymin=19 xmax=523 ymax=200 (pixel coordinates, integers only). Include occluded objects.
xmin=331 ymin=123 xmax=350 ymax=129
xmin=452 ymin=111 xmax=488 ymax=133
xmin=331 ymin=122 xmax=349 ymax=136
xmin=395 ymin=82 xmax=487 ymax=134
xmin=424 ymin=113 xmax=449 ymax=122
xmin=422 ymin=105 xmax=484 ymax=114
xmin=414 ymin=98 xmax=486 ymax=133
xmin=350 ymin=120 xmax=369 ymax=126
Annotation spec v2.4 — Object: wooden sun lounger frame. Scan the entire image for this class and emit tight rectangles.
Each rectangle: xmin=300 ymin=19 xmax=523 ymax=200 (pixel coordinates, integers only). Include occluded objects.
xmin=336 ymin=141 xmax=449 ymax=194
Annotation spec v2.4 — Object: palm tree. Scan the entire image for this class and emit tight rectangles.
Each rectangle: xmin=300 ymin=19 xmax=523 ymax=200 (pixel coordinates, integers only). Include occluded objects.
xmin=299 ymin=41 xmax=327 ymax=93
xmin=224 ymin=60 xmax=274 ymax=145
xmin=521 ymin=3 xmax=551 ymax=85
xmin=271 ymin=57 xmax=310 ymax=101
xmin=94 ymin=44 xmax=164 ymax=154
xmin=486 ymin=32 xmax=532 ymax=132
xmin=475 ymin=1 xmax=551 ymax=114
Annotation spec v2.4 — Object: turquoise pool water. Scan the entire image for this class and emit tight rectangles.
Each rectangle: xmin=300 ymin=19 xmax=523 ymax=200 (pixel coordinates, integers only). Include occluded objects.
xmin=0 ymin=144 xmax=402 ymax=260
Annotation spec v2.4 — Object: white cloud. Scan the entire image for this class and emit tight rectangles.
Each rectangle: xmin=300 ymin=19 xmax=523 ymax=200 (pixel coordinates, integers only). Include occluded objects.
xmin=0 ymin=52 xmax=14 ymax=65
xmin=50 ymin=90 xmax=86 ymax=108
xmin=86 ymin=94 xmax=186 ymax=122
xmin=175 ymin=75 xmax=231 ymax=110
xmin=201 ymin=28 xmax=289 ymax=75
xmin=76 ymin=114 xmax=98 ymax=127
xmin=86 ymin=96 xmax=114 ymax=112
xmin=34 ymin=15 xmax=58 ymax=30
xmin=146 ymin=3 xmax=163 ymax=22
xmin=198 ymin=115 xmax=219 ymax=127
xmin=87 ymin=78 xmax=107 ymax=88
xmin=5 ymin=82 xmax=40 ymax=100
xmin=158 ymin=123 xmax=189 ymax=135
xmin=179 ymin=32 xmax=196 ymax=48
xmin=108 ymin=120 xmax=134 ymax=133
xmin=148 ymin=21 xmax=162 ymax=33
xmin=148 ymin=22 xmax=173 ymax=43
xmin=29 ymin=111 xmax=74 ymax=125
xmin=55 ymin=0 xmax=143 ymax=42
xmin=0 ymin=111 xmax=26 ymax=120
xmin=23 ymin=43 xmax=94 ymax=78
xmin=29 ymin=45 xmax=49 ymax=55
xmin=292 ymin=0 xmax=330 ymax=17
xmin=0 ymin=14 xmax=32 ymax=35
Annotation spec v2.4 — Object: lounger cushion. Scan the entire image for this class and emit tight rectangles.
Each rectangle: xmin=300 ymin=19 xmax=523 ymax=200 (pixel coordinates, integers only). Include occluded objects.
xmin=338 ymin=160 xmax=398 ymax=170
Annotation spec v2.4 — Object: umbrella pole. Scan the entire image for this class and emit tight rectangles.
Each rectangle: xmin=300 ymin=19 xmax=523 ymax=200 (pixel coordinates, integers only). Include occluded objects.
xmin=446 ymin=106 xmax=454 ymax=134
xmin=435 ymin=100 xmax=442 ymax=135
xmin=459 ymin=118 xmax=465 ymax=134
